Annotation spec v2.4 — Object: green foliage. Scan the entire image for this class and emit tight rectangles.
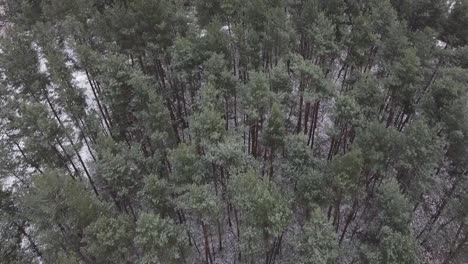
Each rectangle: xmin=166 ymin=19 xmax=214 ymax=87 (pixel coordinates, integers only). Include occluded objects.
xmin=21 ymin=170 xmax=100 ymax=260
xmin=0 ymin=190 xmax=35 ymax=264
xmin=204 ymin=134 xmax=250 ymax=170
xmin=334 ymin=95 xmax=362 ymax=127
xmin=241 ymin=71 xmax=272 ymax=122
xmin=96 ymin=137 xmax=149 ymax=201
xmin=444 ymin=0 xmax=468 ymax=46
xmin=2 ymin=0 xmax=468 ymax=263
xmin=229 ymin=168 xmax=291 ymax=262
xmin=351 ymin=74 xmax=384 ymax=120
xmin=169 ymin=143 xmax=205 ymax=184
xmin=82 ymin=215 xmax=135 ymax=263
xmin=379 ymin=226 xmax=418 ymax=264
xmin=23 ymin=170 xmax=99 ymax=230
xmin=176 ymin=184 xmax=222 ymax=221
xmin=204 ymin=53 xmax=238 ymax=97
xmin=229 ymin=170 xmax=291 ymax=237
xmin=398 ymin=120 xmax=443 ymax=199
xmin=376 ymin=178 xmax=412 ymax=234
xmin=0 ymin=33 xmax=44 ymax=91
xmin=270 ymin=61 xmax=291 ymax=95
xmin=283 ymin=134 xmax=315 ymax=178
xmin=191 ymin=101 xmax=226 ymax=145
xmin=355 ymin=122 xmax=401 ymax=173
xmin=139 ymin=175 xmax=173 ymax=216
xmin=200 ymin=19 xmax=231 ymax=58
xmin=290 ymin=54 xmax=331 ymax=99
xmin=134 ymin=213 xmax=185 ymax=263
xmin=130 ymin=71 xmax=176 ymax=146
xmin=298 ymin=209 xmax=339 ymax=264
xmin=262 ymin=103 xmax=285 ymax=150
xmin=282 ymin=135 xmax=327 ymax=207
xmin=358 ymin=226 xmax=419 ymax=264
xmin=328 ymin=148 xmax=364 ymax=198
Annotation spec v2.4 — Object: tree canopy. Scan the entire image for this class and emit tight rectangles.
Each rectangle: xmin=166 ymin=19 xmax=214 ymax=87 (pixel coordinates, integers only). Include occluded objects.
xmin=1 ymin=0 xmax=468 ymax=263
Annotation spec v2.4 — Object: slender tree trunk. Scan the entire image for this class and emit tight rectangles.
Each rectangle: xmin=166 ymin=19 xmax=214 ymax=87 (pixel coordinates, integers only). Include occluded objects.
xmin=16 ymin=223 xmax=43 ymax=261
xmin=296 ymin=84 xmax=304 ymax=134
xmin=339 ymin=200 xmax=358 ymax=245
xmin=202 ymin=221 xmax=213 ymax=264
xmin=11 ymin=139 xmax=44 ymax=174
xmin=442 ymin=223 xmax=467 ymax=264
xmin=85 ymin=70 xmax=113 ymax=136
xmin=304 ymin=102 xmax=311 ymax=134
xmin=418 ymin=173 xmax=463 ymax=240
xmin=311 ymin=101 xmax=320 ymax=150
xmin=56 ymin=139 xmax=80 ymax=178
xmin=44 ymin=91 xmax=99 ymax=195
xmin=217 ymin=219 xmax=223 ymax=251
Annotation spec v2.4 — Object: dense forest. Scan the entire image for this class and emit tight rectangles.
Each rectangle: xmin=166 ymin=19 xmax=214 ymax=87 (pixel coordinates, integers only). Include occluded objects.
xmin=1 ymin=0 xmax=468 ymax=263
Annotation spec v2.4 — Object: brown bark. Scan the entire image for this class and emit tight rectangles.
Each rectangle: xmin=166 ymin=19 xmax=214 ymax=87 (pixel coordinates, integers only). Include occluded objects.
xmin=339 ymin=200 xmax=358 ymax=245
xmin=43 ymin=90 xmax=99 ymax=196
xmin=85 ymin=70 xmax=113 ymax=136
xmin=202 ymin=221 xmax=214 ymax=264
xmin=418 ymin=173 xmax=463 ymax=240
xmin=304 ymin=102 xmax=311 ymax=134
